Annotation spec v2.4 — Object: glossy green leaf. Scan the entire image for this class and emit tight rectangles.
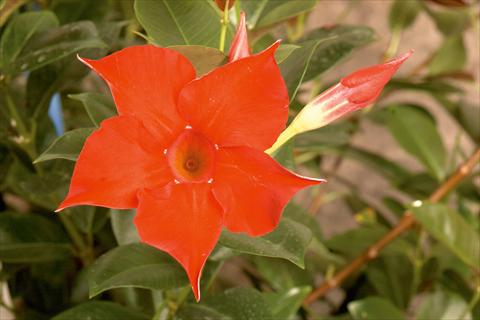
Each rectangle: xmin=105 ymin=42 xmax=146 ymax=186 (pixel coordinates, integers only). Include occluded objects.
xmin=219 ymin=217 xmax=312 ymax=267
xmin=110 ymin=209 xmax=140 ymax=245
xmin=134 ymin=0 xmax=232 ymax=47
xmin=348 ymin=296 xmax=405 ymax=320
xmin=0 ymin=11 xmax=58 ymax=67
xmin=69 ymin=92 xmax=116 ymax=127
xmin=0 ymin=211 xmax=72 ymax=263
xmin=3 ymin=21 xmax=106 ymax=74
xmin=89 ymin=243 xmax=217 ymax=297
xmin=384 ymin=104 xmax=446 ymax=181
xmin=264 ymin=286 xmax=311 ymax=319
xmin=388 ymin=0 xmax=421 ymax=31
xmin=280 ymin=26 xmax=375 ymax=99
xmin=34 ymin=128 xmax=94 ymax=163
xmin=177 ymin=288 xmax=272 ymax=320
xmin=366 ymin=255 xmax=414 ymax=309
xmin=169 ymin=45 xmax=226 ymax=76
xmin=411 ymin=203 xmax=480 ymax=269
xmin=415 ymin=290 xmax=472 ymax=320
xmin=242 ymin=0 xmax=317 ymax=29
xmin=52 ymin=301 xmax=149 ymax=320
xmin=429 ymin=35 xmax=466 ymax=76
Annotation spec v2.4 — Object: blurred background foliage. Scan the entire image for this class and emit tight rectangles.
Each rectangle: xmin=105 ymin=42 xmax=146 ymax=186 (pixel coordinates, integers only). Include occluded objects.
xmin=0 ymin=0 xmax=479 ymax=319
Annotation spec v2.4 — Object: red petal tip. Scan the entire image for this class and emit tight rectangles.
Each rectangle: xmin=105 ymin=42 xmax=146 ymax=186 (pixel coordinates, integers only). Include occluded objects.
xmin=339 ymin=51 xmax=413 ymax=105
xmin=192 ymin=278 xmax=201 ymax=301
xmin=77 ymin=55 xmax=96 ymax=69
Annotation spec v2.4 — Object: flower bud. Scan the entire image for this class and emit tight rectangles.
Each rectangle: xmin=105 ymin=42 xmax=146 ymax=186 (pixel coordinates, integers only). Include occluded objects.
xmin=267 ymin=51 xmax=413 ymax=154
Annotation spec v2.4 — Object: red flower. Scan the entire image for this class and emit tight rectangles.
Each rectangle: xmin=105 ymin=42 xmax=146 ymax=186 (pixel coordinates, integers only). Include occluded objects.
xmin=56 ymin=42 xmax=323 ymax=300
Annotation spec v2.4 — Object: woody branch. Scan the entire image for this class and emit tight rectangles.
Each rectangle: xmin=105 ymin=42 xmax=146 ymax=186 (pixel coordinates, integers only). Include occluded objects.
xmin=304 ymin=148 xmax=480 ymax=305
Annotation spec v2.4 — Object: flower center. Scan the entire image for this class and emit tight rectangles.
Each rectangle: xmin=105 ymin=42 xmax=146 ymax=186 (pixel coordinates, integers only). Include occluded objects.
xmin=166 ymin=129 xmax=216 ymax=183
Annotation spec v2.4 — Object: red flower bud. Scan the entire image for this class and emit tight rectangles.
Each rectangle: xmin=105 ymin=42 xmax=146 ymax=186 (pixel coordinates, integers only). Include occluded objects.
xmin=228 ymin=11 xmax=250 ymax=62
xmin=267 ymin=51 xmax=413 ymax=153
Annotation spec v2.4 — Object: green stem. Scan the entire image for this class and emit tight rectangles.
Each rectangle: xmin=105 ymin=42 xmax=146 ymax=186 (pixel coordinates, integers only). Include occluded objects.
xmin=383 ymin=27 xmax=402 ymax=62
xmin=58 ymin=211 xmax=87 ymax=252
xmin=218 ymin=0 xmax=230 ymax=52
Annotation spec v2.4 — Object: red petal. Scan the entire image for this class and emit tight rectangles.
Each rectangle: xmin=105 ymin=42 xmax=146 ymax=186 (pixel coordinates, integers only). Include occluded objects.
xmin=228 ymin=11 xmax=250 ymax=62
xmin=212 ymin=147 xmax=324 ymax=236
xmin=78 ymin=45 xmax=196 ymax=143
xmin=57 ymin=116 xmax=172 ymax=211
xmin=135 ymin=183 xmax=223 ymax=301
xmin=177 ymin=42 xmax=289 ymax=151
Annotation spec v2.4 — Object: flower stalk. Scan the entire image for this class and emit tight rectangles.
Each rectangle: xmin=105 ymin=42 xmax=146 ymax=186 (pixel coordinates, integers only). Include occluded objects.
xmin=219 ymin=0 xmax=230 ymax=52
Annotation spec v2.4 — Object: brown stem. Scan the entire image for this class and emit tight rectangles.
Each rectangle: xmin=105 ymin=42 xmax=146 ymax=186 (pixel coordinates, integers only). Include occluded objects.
xmin=304 ymin=148 xmax=480 ymax=305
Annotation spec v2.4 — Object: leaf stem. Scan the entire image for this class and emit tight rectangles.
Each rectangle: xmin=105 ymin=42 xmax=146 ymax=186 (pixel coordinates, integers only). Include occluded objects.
xmin=219 ymin=0 xmax=230 ymax=53
xmin=304 ymin=148 xmax=480 ymax=305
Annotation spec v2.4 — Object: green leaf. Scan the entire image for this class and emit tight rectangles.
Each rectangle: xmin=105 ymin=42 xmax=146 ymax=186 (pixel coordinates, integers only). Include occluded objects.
xmin=219 ymin=217 xmax=312 ymax=267
xmin=242 ymin=0 xmax=317 ymax=29
xmin=366 ymin=255 xmax=414 ymax=309
xmin=3 ymin=21 xmax=106 ymax=74
xmin=280 ymin=26 xmax=375 ymax=99
xmin=169 ymin=45 xmax=226 ymax=76
xmin=254 ymin=257 xmax=313 ymax=290
xmin=275 ymin=44 xmax=300 ymax=64
xmin=89 ymin=243 xmax=217 ymax=297
xmin=264 ymin=286 xmax=311 ymax=320
xmin=70 ymin=207 xmax=109 ymax=236
xmin=385 ymin=78 xmax=462 ymax=95
xmin=415 ymin=290 xmax=472 ymax=320
xmin=177 ymin=287 xmax=273 ymax=320
xmin=348 ymin=296 xmax=405 ymax=320
xmin=429 ymin=35 xmax=466 ymax=76
xmin=457 ymin=102 xmax=480 ymax=142
xmin=388 ymin=0 xmax=421 ymax=31
xmin=52 ymin=301 xmax=149 ymax=320
xmin=134 ymin=0 xmax=232 ymax=47
xmin=0 ymin=11 xmax=59 ymax=67
xmin=283 ymin=202 xmax=323 ymax=241
xmin=426 ymin=6 xmax=470 ymax=36
xmin=69 ymin=93 xmax=116 ymax=127
xmin=383 ymin=104 xmax=446 ymax=181
xmin=110 ymin=209 xmax=141 ymax=245
xmin=34 ymin=128 xmax=94 ymax=163
xmin=411 ymin=203 xmax=480 ymax=269
xmin=327 ymin=225 xmax=412 ymax=258
xmin=0 ymin=211 xmax=73 ymax=263
xmin=50 ymin=0 xmax=110 ymax=24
